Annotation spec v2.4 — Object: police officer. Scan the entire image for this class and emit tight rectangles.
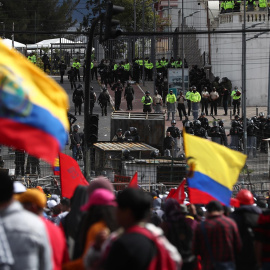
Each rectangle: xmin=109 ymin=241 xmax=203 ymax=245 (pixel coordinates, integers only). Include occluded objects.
xmin=193 ymin=120 xmax=207 ymax=138
xmin=132 ymin=59 xmax=140 ymax=83
xmin=262 ymin=115 xmax=270 ymax=154
xmin=141 ymin=91 xmax=153 ymax=113
xmin=124 ymin=82 xmax=134 ymax=111
xmin=201 ymin=87 xmax=210 ymax=116
xmin=198 ymin=113 xmax=210 ymax=134
xmin=74 ymin=59 xmax=81 ymax=82
xmin=247 ymin=119 xmax=258 ymax=158
xmin=219 ymin=120 xmax=228 ymax=146
xmin=70 ymin=125 xmax=83 ymax=161
xmin=229 ymin=119 xmax=243 ymax=151
xmin=257 ymin=112 xmax=267 ymax=152
xmin=167 ymin=120 xmax=181 ymax=157
xmin=98 ymin=86 xmax=110 ymax=116
xmin=231 ymin=86 xmax=241 ymax=116
xmin=190 ymin=86 xmax=201 ymax=120
xmin=153 ymin=90 xmax=163 ymax=113
xmin=90 ymin=86 xmax=97 ymax=115
xmin=183 ymin=120 xmax=194 ymax=135
xmin=112 ymin=80 xmax=123 ymax=111
xmin=177 ymin=91 xmax=187 ymax=121
xmin=166 ymin=89 xmax=177 ymax=121
xmin=163 ymin=131 xmax=175 ymax=157
xmin=67 ymin=67 xmax=76 ymax=90
xmin=112 ymin=128 xmax=124 ymax=142
xmin=185 ymin=87 xmax=192 ymax=116
xmin=208 ymin=121 xmax=222 ymax=144
xmin=209 ymin=87 xmax=219 ymax=116
xmin=59 ymin=60 xmax=67 ymax=84
xmin=72 ymin=84 xmax=84 ymax=115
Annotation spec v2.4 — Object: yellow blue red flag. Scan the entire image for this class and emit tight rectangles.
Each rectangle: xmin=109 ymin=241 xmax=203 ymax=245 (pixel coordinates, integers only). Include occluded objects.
xmin=0 ymin=39 xmax=69 ymax=165
xmin=183 ymin=130 xmax=247 ymax=206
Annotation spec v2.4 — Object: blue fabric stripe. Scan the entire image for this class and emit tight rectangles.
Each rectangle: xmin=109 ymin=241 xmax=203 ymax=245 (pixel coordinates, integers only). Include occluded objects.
xmin=188 ymin=171 xmax=232 ymax=205
xmin=0 ymin=103 xmax=67 ymax=148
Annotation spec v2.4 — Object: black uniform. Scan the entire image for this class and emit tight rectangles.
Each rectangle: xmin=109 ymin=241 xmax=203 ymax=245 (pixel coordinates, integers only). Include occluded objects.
xmin=247 ymin=120 xmax=258 ymax=157
xmin=67 ymin=67 xmax=76 ymax=89
xmin=72 ymin=87 xmax=84 ymax=115
xmin=124 ymin=85 xmax=134 ymax=111
xmin=98 ymin=90 xmax=110 ymax=116
xmin=90 ymin=90 xmax=96 ymax=115
xmin=112 ymin=82 xmax=123 ymax=111
xmin=208 ymin=126 xmax=222 ymax=144
xmin=229 ymin=120 xmax=243 ymax=151
xmin=59 ymin=61 xmax=67 ymax=84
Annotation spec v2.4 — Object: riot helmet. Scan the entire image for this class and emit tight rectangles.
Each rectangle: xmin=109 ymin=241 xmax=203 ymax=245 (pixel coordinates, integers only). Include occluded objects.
xmin=184 ymin=121 xmax=190 ymax=128
xmin=218 ymin=120 xmax=224 ymax=127
xmin=194 ymin=120 xmax=201 ymax=127
xmin=259 ymin=112 xmax=265 ymax=117
xmin=90 ymin=86 xmax=94 ymax=91
xmin=145 ymin=91 xmax=150 ymax=95
xmin=171 ymin=120 xmax=176 ymax=125
xmin=213 ymin=121 xmax=218 ymax=127
xmin=73 ymin=124 xmax=80 ymax=131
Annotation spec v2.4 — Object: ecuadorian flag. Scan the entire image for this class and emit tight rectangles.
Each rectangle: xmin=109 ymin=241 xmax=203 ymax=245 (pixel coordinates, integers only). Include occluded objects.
xmin=0 ymin=39 xmax=69 ymax=165
xmin=183 ymin=130 xmax=247 ymax=206
xmin=53 ymin=157 xmax=60 ymax=175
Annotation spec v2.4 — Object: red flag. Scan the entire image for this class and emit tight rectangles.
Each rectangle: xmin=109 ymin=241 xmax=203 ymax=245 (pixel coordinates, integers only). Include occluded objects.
xmin=59 ymin=153 xmax=89 ymax=198
xmin=129 ymin=171 xmax=138 ymax=188
xmin=170 ymin=179 xmax=186 ymax=204
xmin=166 ymin=188 xmax=177 ymax=200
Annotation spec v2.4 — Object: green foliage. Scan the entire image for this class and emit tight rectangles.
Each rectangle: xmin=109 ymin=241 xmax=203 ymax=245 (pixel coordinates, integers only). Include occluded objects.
xmin=84 ymin=0 xmax=156 ymax=32
xmin=0 ymin=0 xmax=80 ymax=44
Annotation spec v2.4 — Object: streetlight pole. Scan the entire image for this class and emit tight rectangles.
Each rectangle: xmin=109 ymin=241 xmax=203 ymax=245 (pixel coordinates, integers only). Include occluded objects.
xmin=181 ymin=0 xmax=184 ymax=94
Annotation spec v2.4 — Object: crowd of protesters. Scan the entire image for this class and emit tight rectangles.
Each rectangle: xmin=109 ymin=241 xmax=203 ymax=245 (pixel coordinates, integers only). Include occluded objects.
xmin=2 ymin=171 xmax=270 ymax=270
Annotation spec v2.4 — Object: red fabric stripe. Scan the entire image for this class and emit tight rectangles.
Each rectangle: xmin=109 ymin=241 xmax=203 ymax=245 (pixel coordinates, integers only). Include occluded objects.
xmin=0 ymin=118 xmax=59 ymax=164
xmin=188 ymin=187 xmax=218 ymax=205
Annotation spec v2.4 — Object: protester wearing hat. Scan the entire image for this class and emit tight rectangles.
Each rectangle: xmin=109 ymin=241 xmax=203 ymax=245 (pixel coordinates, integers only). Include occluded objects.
xmin=63 ymin=188 xmax=117 ymax=270
xmin=0 ymin=171 xmax=52 ymax=270
xmin=19 ymin=189 xmax=69 ymax=270
xmin=230 ymin=190 xmax=261 ymax=270
xmin=193 ymin=200 xmax=241 ymax=270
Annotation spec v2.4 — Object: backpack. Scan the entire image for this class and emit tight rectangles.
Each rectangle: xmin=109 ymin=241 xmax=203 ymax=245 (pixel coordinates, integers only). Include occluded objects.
xmin=127 ymin=224 xmax=181 ymax=270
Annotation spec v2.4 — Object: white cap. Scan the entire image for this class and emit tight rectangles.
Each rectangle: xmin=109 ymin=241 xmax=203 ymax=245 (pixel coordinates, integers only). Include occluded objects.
xmin=47 ymin=200 xmax=57 ymax=209
xmin=13 ymin=181 xmax=27 ymax=194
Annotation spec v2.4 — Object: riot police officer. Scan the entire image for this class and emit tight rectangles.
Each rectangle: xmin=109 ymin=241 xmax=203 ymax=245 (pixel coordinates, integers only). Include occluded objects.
xmin=112 ymin=80 xmax=123 ymax=111
xmin=229 ymin=120 xmax=243 ymax=151
xmin=193 ymin=120 xmax=207 ymax=138
xmin=98 ymin=86 xmax=110 ymax=116
xmin=90 ymin=86 xmax=96 ymax=115
xmin=183 ymin=120 xmax=194 ymax=135
xmin=247 ymin=119 xmax=258 ymax=158
xmin=208 ymin=121 xmax=222 ymax=144
xmin=219 ymin=120 xmax=228 ymax=146
xmin=257 ymin=112 xmax=267 ymax=152
xmin=167 ymin=120 xmax=181 ymax=157
xmin=198 ymin=113 xmax=210 ymax=135
xmin=112 ymin=128 xmax=124 ymax=142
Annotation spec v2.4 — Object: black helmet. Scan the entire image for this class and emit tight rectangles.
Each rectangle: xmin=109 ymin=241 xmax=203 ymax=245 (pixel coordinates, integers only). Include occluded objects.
xmin=73 ymin=124 xmax=80 ymax=131
xmin=232 ymin=120 xmax=238 ymax=127
xmin=123 ymin=149 xmax=130 ymax=157
xmin=150 ymin=149 xmax=159 ymax=158
xmin=219 ymin=120 xmax=224 ymax=126
xmin=145 ymin=91 xmax=150 ymax=94
xmin=77 ymin=83 xmax=83 ymax=89
xmin=124 ymin=131 xmax=131 ymax=137
xmin=117 ymin=128 xmax=122 ymax=133
xmin=129 ymin=127 xmax=137 ymax=135
xmin=213 ymin=121 xmax=218 ymax=127
xmin=267 ymin=115 xmax=270 ymax=120
xmin=184 ymin=121 xmax=190 ymax=128
xmin=259 ymin=112 xmax=265 ymax=117
xmin=194 ymin=120 xmax=201 ymax=127
xmin=201 ymin=112 xmax=205 ymax=116
xmin=235 ymin=115 xmax=239 ymax=119
xmin=171 ymin=120 xmax=176 ymax=125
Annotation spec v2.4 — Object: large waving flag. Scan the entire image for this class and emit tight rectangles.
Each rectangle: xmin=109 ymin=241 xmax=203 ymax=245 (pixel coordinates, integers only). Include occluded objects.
xmin=0 ymin=39 xmax=69 ymax=164
xmin=183 ymin=130 xmax=247 ymax=206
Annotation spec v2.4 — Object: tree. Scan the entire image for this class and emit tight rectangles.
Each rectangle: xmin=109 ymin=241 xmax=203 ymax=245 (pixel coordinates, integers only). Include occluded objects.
xmin=84 ymin=0 xmax=156 ymax=32
xmin=0 ymin=0 xmax=80 ymax=44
